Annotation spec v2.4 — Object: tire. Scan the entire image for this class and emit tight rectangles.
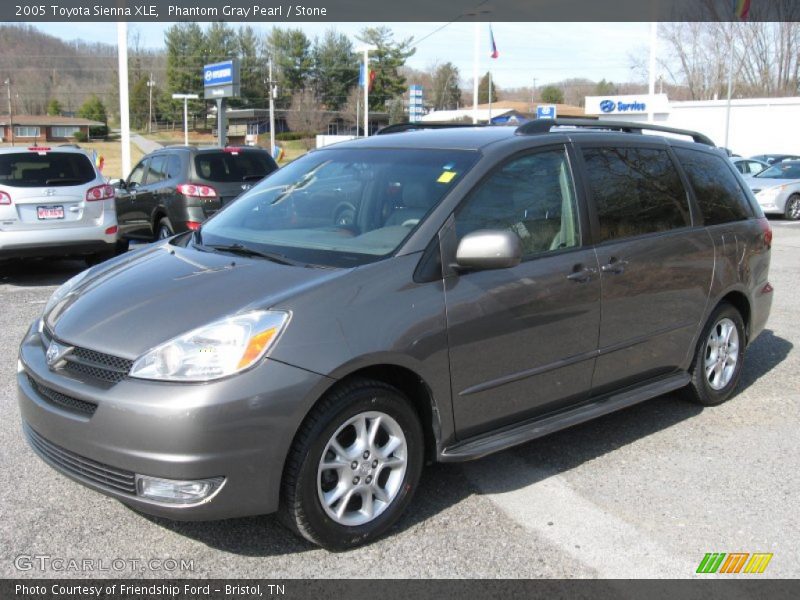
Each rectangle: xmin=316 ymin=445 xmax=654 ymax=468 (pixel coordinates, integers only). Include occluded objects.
xmin=683 ymin=302 xmax=746 ymax=406
xmin=155 ymin=217 xmax=174 ymax=241
xmin=115 ymin=238 xmax=130 ymax=255
xmin=280 ymin=378 xmax=424 ymax=550
xmin=784 ymin=194 xmax=800 ymax=221
xmin=84 ymin=250 xmax=115 ymax=267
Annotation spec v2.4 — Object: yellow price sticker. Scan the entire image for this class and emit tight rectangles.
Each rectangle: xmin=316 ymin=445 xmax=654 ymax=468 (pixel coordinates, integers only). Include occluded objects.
xmin=437 ymin=171 xmax=457 ymax=184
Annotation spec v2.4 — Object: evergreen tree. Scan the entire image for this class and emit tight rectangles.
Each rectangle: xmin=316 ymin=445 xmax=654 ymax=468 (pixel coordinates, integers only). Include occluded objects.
xmin=265 ymin=28 xmax=312 ymax=108
xmin=78 ymin=95 xmax=107 ymax=123
xmin=357 ymin=26 xmax=415 ymax=111
xmin=539 ymin=85 xmax=564 ymax=104
xmin=46 ymin=99 xmax=62 ymax=116
xmin=478 ymin=72 xmax=499 ymax=104
xmin=431 ymin=63 xmax=461 ymax=110
xmin=312 ymin=29 xmax=358 ymax=111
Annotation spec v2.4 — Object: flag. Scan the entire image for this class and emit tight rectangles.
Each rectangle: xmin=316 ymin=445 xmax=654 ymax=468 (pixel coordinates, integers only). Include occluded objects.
xmin=359 ymin=64 xmax=377 ymax=91
xmin=489 ymin=24 xmax=499 ymax=59
xmin=734 ymin=0 xmax=751 ymax=20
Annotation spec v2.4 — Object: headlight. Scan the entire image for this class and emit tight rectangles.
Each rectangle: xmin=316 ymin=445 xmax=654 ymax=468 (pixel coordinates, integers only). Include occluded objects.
xmin=43 ymin=269 xmax=91 ymax=316
xmin=129 ymin=310 xmax=290 ymax=382
xmin=758 ymin=185 xmax=785 ymax=199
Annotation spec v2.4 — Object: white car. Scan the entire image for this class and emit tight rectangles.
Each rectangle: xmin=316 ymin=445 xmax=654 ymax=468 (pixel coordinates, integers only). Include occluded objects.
xmin=0 ymin=146 xmax=118 ymax=263
xmin=747 ymin=160 xmax=800 ymax=220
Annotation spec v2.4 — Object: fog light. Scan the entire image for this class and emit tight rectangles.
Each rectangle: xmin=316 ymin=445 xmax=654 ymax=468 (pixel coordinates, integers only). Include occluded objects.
xmin=135 ymin=475 xmax=224 ymax=504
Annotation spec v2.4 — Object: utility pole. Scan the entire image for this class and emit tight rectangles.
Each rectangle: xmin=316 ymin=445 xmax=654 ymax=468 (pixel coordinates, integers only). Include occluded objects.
xmin=4 ymin=78 xmax=13 ymax=146
xmin=488 ymin=71 xmax=493 ymax=124
xmin=531 ymin=77 xmax=537 ymax=111
xmin=268 ymin=57 xmax=276 ymax=156
xmin=117 ymin=22 xmax=131 ymax=178
xmin=147 ymin=73 xmax=155 ymax=134
xmin=356 ymin=44 xmax=377 ymax=136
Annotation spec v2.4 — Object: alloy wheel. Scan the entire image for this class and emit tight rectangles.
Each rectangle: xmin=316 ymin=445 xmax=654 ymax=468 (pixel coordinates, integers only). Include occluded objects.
xmin=705 ymin=317 xmax=740 ymax=391
xmin=317 ymin=411 xmax=407 ymax=527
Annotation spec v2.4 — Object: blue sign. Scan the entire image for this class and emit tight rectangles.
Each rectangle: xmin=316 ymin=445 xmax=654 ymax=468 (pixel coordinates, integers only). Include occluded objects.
xmin=536 ymin=105 xmax=557 ymax=119
xmin=204 ymin=61 xmax=235 ymax=87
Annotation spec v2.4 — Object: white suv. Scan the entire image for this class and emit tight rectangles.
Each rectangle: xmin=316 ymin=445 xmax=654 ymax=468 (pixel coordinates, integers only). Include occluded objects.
xmin=0 ymin=146 xmax=118 ymax=263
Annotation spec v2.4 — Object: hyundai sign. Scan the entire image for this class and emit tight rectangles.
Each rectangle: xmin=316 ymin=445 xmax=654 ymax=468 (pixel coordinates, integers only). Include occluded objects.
xmin=203 ymin=59 xmax=240 ymax=99
xmin=585 ymin=93 xmax=670 ymax=117
xmin=536 ymin=104 xmax=557 ymax=119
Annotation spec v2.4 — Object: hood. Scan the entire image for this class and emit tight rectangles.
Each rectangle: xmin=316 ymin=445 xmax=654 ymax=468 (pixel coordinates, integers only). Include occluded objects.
xmin=46 ymin=242 xmax=346 ymax=359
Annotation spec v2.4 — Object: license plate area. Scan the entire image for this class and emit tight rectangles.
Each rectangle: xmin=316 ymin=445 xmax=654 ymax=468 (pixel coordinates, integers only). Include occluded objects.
xmin=37 ymin=205 xmax=65 ymax=220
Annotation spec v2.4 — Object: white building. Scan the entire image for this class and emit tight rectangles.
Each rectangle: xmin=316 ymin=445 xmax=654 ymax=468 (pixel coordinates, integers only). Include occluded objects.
xmin=584 ymin=94 xmax=800 ymax=156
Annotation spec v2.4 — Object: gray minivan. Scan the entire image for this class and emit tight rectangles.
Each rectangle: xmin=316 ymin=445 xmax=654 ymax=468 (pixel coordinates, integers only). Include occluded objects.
xmin=18 ymin=120 xmax=772 ymax=550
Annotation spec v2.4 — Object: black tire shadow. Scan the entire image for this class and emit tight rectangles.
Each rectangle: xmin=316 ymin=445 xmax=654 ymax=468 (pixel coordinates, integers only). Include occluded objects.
xmin=139 ymin=329 xmax=792 ymax=555
xmin=0 ymin=258 xmax=86 ymax=287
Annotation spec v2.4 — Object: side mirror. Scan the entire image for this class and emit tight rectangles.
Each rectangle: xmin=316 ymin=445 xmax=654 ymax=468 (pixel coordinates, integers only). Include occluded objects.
xmin=109 ymin=178 xmax=125 ymax=189
xmin=455 ymin=229 xmax=523 ymax=271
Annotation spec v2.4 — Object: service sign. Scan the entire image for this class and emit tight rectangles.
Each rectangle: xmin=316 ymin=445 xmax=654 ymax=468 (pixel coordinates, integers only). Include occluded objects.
xmin=203 ymin=59 xmax=240 ymax=99
xmin=584 ymin=93 xmax=670 ymax=116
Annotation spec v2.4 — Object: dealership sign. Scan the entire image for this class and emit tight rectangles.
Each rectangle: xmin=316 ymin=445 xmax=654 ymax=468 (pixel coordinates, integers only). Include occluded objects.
xmin=585 ymin=94 xmax=670 ymax=116
xmin=203 ymin=59 xmax=240 ymax=99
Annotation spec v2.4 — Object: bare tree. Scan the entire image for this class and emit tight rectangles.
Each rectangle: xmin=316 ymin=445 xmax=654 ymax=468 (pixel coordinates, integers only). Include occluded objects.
xmin=285 ymin=90 xmax=331 ymax=148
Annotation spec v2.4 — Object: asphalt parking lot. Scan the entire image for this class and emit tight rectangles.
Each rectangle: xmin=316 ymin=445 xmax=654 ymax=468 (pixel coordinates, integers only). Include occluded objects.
xmin=1 ymin=221 xmax=797 ymax=579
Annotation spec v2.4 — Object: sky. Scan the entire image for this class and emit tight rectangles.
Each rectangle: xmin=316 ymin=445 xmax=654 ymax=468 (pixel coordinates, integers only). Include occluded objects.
xmin=32 ymin=21 xmax=654 ymax=90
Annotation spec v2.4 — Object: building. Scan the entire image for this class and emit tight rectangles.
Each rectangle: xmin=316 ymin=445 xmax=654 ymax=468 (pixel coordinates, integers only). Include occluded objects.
xmin=0 ymin=115 xmax=105 ymax=143
xmin=420 ymin=101 xmax=585 ymax=125
xmin=584 ymin=94 xmax=800 ymax=156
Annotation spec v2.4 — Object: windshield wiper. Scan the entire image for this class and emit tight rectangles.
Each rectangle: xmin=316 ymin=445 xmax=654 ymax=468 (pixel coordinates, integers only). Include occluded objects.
xmin=203 ymin=243 xmax=297 ymax=265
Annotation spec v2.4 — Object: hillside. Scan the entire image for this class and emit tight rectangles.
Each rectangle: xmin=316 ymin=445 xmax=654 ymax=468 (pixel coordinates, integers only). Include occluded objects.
xmin=0 ymin=24 xmax=118 ymax=117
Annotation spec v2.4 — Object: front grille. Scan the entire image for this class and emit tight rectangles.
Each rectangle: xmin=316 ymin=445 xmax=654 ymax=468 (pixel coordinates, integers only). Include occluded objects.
xmin=63 ymin=348 xmax=133 ymax=384
xmin=27 ymin=375 xmax=97 ymax=417
xmin=42 ymin=326 xmax=132 ymax=384
xmin=24 ymin=424 xmax=137 ymax=495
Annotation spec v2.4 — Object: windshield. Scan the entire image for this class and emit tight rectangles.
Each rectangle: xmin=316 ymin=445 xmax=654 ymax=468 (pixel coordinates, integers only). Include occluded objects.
xmin=0 ymin=152 xmax=96 ymax=187
xmin=194 ymin=150 xmax=277 ymax=183
xmin=197 ymin=147 xmax=479 ymax=268
xmin=755 ymin=162 xmax=800 ymax=179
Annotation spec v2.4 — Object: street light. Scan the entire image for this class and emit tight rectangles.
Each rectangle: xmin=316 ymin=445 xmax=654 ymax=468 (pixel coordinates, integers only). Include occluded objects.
xmin=172 ymin=93 xmax=199 ymax=146
xmin=355 ymin=44 xmax=377 ymax=136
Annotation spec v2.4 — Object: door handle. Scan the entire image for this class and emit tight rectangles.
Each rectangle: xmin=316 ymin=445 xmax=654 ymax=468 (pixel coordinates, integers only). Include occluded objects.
xmin=600 ymin=258 xmax=628 ymax=274
xmin=566 ymin=265 xmax=596 ymax=283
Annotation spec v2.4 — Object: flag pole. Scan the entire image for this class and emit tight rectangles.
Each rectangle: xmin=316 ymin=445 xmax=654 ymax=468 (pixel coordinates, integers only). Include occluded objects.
xmin=472 ymin=22 xmax=480 ymax=124
xmin=488 ymin=70 xmax=492 ymax=123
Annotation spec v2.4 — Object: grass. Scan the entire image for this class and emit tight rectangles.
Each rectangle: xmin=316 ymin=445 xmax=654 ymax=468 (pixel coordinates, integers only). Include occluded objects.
xmin=0 ymin=140 xmax=143 ymax=180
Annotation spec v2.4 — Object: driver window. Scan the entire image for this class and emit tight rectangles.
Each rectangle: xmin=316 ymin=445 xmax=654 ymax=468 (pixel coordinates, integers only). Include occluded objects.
xmin=127 ymin=160 xmax=148 ymax=188
xmin=455 ymin=148 xmax=580 ymax=257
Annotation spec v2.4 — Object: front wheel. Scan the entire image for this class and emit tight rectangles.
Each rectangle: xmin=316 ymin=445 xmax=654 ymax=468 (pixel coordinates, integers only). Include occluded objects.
xmin=155 ymin=217 xmax=174 ymax=241
xmin=280 ymin=379 xmax=424 ymax=550
xmin=683 ymin=303 xmax=746 ymax=406
xmin=784 ymin=194 xmax=800 ymax=220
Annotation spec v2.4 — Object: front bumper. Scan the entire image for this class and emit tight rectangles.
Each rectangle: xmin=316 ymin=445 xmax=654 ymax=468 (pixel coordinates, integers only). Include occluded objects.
xmin=17 ymin=322 xmax=330 ymax=520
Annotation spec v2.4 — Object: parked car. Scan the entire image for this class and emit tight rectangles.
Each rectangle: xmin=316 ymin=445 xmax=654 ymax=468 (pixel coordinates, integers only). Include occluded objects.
xmin=750 ymin=153 xmax=800 ymax=165
xmin=731 ymin=157 xmax=769 ymax=177
xmin=112 ymin=146 xmax=278 ymax=247
xmin=19 ymin=120 xmax=772 ymax=550
xmin=0 ymin=146 xmax=117 ymax=264
xmin=746 ymin=160 xmax=800 ymax=220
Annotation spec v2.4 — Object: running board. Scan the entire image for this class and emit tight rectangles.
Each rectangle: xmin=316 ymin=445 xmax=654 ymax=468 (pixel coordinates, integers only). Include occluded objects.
xmin=439 ymin=372 xmax=690 ymax=462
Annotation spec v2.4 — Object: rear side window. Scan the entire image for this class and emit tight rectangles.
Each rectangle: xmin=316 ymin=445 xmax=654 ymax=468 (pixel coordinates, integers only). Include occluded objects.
xmin=582 ymin=146 xmax=690 ymax=242
xmin=166 ymin=155 xmax=182 ymax=179
xmin=146 ymin=156 xmax=167 ymax=184
xmin=0 ymin=152 xmax=95 ymax=187
xmin=674 ymin=148 xmax=753 ymax=225
xmin=194 ymin=151 xmax=277 ymax=183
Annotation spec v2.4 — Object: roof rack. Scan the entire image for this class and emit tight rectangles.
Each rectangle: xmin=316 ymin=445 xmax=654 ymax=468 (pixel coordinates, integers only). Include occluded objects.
xmin=376 ymin=122 xmax=486 ymax=135
xmin=515 ymin=118 xmax=715 ymax=147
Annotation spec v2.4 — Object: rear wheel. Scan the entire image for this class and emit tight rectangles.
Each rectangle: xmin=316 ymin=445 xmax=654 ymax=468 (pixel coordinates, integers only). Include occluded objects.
xmin=155 ymin=217 xmax=174 ymax=241
xmin=280 ymin=379 xmax=424 ymax=550
xmin=784 ymin=194 xmax=800 ymax=220
xmin=683 ymin=303 xmax=745 ymax=406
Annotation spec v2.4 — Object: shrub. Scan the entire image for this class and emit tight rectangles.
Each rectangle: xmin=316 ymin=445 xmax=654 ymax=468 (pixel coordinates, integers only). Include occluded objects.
xmin=89 ymin=125 xmax=109 ymax=138
xmin=74 ymin=131 xmax=88 ymax=143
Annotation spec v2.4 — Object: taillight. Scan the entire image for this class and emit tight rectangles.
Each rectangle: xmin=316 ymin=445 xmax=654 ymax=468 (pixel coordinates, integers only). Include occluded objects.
xmin=86 ymin=184 xmax=115 ymax=201
xmin=223 ymin=147 xmax=241 ymax=155
xmin=28 ymin=146 xmax=51 ymax=155
xmin=105 ymin=225 xmax=118 ymax=235
xmin=177 ymin=183 xmax=217 ymax=198
xmin=185 ymin=221 xmax=202 ymax=231
xmin=0 ymin=191 xmax=10 ymax=205
xmin=757 ymin=217 xmax=772 ymax=249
